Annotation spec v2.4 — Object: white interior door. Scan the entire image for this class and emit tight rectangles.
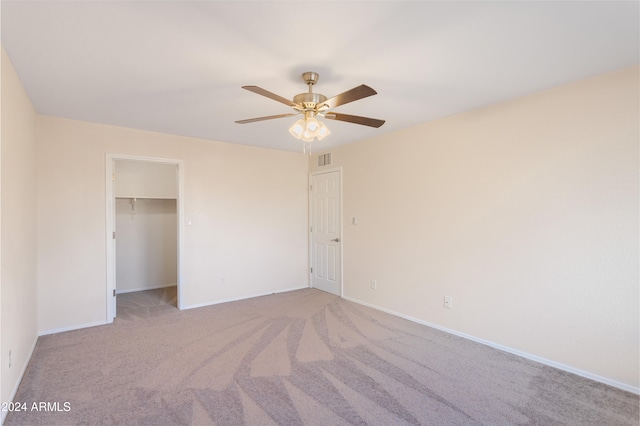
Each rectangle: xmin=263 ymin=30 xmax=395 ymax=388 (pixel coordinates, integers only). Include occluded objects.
xmin=310 ymin=170 xmax=342 ymax=296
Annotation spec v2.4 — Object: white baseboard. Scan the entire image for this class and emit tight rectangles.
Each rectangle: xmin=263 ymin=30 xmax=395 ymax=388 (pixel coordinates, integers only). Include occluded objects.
xmin=182 ymin=285 xmax=309 ymax=310
xmin=342 ymin=295 xmax=640 ymax=396
xmin=116 ymin=283 xmax=177 ymax=294
xmin=2 ymin=335 xmax=38 ymax=425
xmin=38 ymin=320 xmax=107 ymax=337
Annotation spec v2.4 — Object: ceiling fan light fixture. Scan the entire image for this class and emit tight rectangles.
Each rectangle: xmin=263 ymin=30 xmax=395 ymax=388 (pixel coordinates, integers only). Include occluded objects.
xmin=289 ymin=115 xmax=330 ymax=142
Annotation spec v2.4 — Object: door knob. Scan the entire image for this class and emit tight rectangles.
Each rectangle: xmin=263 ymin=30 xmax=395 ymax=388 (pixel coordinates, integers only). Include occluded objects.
xmin=331 ymin=238 xmax=340 ymax=242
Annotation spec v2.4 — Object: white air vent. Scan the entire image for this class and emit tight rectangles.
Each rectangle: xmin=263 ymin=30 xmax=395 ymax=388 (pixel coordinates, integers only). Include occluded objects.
xmin=317 ymin=153 xmax=332 ymax=167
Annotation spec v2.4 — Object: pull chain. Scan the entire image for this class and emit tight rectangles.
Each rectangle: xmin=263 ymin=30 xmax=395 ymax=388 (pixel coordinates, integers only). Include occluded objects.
xmin=303 ymin=141 xmax=312 ymax=156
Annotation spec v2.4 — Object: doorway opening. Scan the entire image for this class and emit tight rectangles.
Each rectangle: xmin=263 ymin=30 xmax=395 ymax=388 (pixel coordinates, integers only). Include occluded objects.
xmin=105 ymin=154 xmax=184 ymax=323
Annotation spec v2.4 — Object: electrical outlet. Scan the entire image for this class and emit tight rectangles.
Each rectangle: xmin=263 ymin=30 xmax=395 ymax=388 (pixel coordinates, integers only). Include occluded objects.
xmin=370 ymin=280 xmax=377 ymax=290
xmin=444 ymin=296 xmax=452 ymax=309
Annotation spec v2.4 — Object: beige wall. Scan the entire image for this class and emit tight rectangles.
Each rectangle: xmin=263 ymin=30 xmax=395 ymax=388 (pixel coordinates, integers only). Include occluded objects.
xmin=115 ymin=160 xmax=178 ymax=199
xmin=37 ymin=116 xmax=309 ymax=333
xmin=1 ymin=47 xmax=39 ymax=413
xmin=310 ymin=66 xmax=639 ymax=390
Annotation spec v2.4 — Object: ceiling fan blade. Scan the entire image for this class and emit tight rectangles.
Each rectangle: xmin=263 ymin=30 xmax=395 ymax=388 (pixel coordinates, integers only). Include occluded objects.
xmin=324 ymin=113 xmax=385 ymax=128
xmin=321 ymin=85 xmax=377 ymax=109
xmin=235 ymin=113 xmax=299 ymax=124
xmin=242 ymin=86 xmax=299 ymax=107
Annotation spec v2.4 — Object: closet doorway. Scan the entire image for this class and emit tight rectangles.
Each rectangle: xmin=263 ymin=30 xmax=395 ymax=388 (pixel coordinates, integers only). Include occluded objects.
xmin=105 ymin=154 xmax=184 ymax=323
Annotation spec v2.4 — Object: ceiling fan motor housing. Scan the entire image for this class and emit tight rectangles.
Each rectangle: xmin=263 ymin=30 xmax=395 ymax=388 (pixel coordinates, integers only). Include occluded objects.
xmin=293 ymin=92 xmax=328 ymax=110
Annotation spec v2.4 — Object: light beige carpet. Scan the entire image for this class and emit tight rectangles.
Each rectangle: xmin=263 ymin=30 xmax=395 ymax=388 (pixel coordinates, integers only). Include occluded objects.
xmin=6 ymin=288 xmax=639 ymax=425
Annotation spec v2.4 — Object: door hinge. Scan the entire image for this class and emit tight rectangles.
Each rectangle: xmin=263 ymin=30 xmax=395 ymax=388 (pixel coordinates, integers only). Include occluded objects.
xmin=309 ymin=184 xmax=312 ymax=191
xmin=112 ymin=231 xmax=116 ymax=239
xmin=113 ymin=289 xmax=116 ymax=297
xmin=310 ymin=267 xmax=313 ymax=273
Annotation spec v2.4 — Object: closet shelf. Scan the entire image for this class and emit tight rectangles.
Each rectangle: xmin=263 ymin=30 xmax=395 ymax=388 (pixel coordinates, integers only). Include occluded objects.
xmin=115 ymin=196 xmax=177 ymax=200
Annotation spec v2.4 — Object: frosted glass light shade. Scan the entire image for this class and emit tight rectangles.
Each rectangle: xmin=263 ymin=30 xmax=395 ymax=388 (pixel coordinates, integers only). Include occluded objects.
xmin=316 ymin=121 xmax=330 ymax=141
xmin=289 ymin=119 xmax=306 ymax=139
xmin=306 ymin=117 xmax=320 ymax=134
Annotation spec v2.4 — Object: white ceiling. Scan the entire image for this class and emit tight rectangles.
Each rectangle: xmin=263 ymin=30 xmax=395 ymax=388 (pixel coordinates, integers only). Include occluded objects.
xmin=2 ymin=1 xmax=638 ymax=153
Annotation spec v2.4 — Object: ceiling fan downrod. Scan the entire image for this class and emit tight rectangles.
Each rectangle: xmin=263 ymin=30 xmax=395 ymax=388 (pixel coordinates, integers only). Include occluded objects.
xmin=293 ymin=72 xmax=327 ymax=112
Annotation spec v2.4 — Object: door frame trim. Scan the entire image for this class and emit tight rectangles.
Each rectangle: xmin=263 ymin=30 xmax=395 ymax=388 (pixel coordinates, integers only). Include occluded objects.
xmin=309 ymin=167 xmax=343 ymax=297
xmin=105 ymin=153 xmax=185 ymax=323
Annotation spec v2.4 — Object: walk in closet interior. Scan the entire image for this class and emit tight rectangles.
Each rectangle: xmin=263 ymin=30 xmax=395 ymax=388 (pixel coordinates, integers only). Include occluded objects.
xmin=114 ymin=160 xmax=178 ymax=309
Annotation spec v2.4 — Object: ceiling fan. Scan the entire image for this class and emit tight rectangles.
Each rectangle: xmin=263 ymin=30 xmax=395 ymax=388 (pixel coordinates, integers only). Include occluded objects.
xmin=235 ymin=72 xmax=385 ymax=142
